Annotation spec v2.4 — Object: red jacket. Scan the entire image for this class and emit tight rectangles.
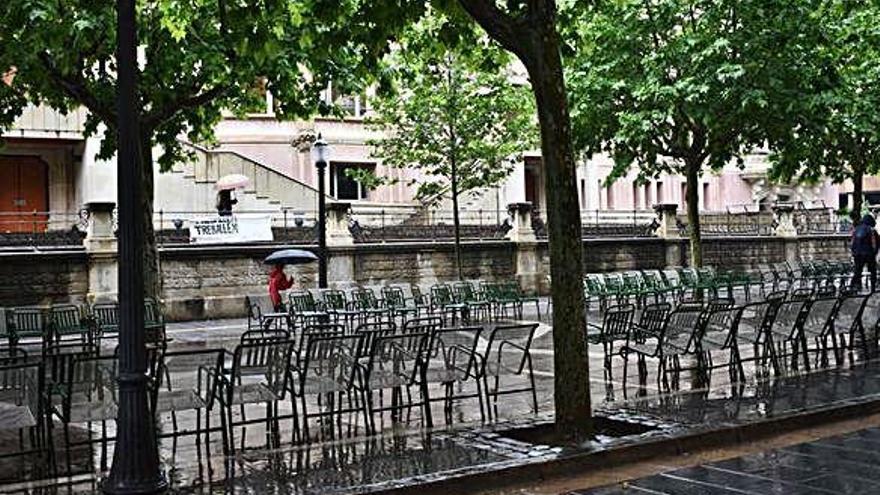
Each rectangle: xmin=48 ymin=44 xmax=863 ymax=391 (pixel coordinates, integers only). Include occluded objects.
xmin=268 ymin=268 xmax=293 ymax=308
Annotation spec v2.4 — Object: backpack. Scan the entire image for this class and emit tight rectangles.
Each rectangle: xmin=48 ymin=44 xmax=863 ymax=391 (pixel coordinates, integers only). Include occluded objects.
xmin=852 ymin=224 xmax=876 ymax=256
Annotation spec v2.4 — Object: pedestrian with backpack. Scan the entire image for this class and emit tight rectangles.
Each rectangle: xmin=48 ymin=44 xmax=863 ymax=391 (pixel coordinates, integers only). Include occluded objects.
xmin=851 ymin=214 xmax=879 ymax=291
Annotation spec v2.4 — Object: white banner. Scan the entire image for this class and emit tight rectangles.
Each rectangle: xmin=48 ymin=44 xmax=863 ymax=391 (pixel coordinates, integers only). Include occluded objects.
xmin=189 ymin=215 xmax=274 ymax=244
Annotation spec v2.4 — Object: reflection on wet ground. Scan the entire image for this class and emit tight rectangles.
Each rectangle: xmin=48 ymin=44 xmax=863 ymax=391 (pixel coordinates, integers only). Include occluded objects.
xmin=4 ymin=305 xmax=880 ymax=494
xmin=574 ymin=426 xmax=880 ymax=494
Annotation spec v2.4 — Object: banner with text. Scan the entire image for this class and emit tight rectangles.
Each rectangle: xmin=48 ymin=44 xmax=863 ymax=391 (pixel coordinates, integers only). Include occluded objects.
xmin=189 ymin=215 xmax=274 ymax=244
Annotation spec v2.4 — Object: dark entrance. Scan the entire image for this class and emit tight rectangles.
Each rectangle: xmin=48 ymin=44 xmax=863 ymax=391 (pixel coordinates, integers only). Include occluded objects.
xmin=0 ymin=155 xmax=49 ymax=232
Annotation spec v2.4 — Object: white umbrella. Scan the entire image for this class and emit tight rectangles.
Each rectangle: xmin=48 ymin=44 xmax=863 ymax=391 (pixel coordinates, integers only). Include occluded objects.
xmin=215 ymin=174 xmax=250 ymax=191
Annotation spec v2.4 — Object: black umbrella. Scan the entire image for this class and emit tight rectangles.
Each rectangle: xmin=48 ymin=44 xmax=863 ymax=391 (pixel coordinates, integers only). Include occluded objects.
xmin=264 ymin=248 xmax=319 ymax=265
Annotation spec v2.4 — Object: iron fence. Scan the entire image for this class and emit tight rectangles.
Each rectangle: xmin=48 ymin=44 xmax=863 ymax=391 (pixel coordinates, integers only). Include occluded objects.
xmin=533 ymin=209 xmax=658 ymax=239
xmin=679 ymin=205 xmax=775 ymax=237
xmin=0 ymin=211 xmax=88 ymax=248
xmin=349 ymin=208 xmax=509 ymax=243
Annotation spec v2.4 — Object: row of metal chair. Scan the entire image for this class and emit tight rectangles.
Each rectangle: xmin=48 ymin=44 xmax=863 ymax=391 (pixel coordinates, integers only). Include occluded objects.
xmin=587 ymin=287 xmax=880 ymax=393
xmin=248 ymin=281 xmax=542 ymax=332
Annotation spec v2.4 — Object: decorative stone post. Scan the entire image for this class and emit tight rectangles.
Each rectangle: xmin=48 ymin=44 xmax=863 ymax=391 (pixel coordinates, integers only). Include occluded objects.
xmin=506 ymin=202 xmax=543 ymax=294
xmin=772 ymin=203 xmax=798 ymax=238
xmin=653 ymin=203 xmax=681 ymax=239
xmin=654 ymin=203 xmax=686 ymax=267
xmin=326 ymin=202 xmax=354 ymax=246
xmin=84 ymin=202 xmax=118 ymax=302
xmin=505 ymin=202 xmax=537 ymax=243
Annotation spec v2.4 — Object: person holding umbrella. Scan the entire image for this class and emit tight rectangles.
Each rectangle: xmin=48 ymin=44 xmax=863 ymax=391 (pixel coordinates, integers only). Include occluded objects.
xmin=264 ymin=249 xmax=319 ymax=311
xmin=268 ymin=264 xmax=294 ymax=311
xmin=215 ymin=173 xmax=249 ymax=217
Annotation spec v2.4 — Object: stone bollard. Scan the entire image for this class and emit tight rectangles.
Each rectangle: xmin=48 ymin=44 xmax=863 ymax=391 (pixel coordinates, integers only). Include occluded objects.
xmin=653 ymin=203 xmax=681 ymax=239
xmin=772 ymin=203 xmax=797 ymax=238
xmin=326 ymin=202 xmax=354 ymax=246
xmin=505 ymin=202 xmax=537 ymax=243
xmin=84 ymin=202 xmax=118 ymax=301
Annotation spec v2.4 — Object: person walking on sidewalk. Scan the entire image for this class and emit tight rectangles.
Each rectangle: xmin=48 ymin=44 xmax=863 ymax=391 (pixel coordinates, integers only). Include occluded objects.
xmin=851 ymin=213 xmax=879 ymax=291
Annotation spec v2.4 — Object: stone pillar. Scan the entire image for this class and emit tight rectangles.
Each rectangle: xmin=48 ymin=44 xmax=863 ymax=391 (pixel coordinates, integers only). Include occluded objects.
xmin=653 ymin=203 xmax=681 ymax=239
xmin=505 ymin=202 xmax=536 ymax=243
xmin=84 ymin=202 xmax=118 ymax=302
xmin=654 ymin=204 xmax=685 ymax=268
xmin=326 ymin=202 xmax=354 ymax=246
xmin=773 ymin=203 xmax=797 ymax=238
xmin=505 ymin=202 xmax=542 ymax=294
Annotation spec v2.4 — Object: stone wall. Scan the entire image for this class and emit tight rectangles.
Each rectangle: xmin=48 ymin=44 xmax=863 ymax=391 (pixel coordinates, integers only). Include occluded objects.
xmin=0 ymin=235 xmax=855 ymax=321
xmin=0 ymin=250 xmax=88 ymax=306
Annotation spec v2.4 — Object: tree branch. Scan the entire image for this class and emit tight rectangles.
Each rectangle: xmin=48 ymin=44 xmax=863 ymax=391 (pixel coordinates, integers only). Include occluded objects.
xmin=38 ymin=52 xmax=115 ymax=124
xmin=143 ymin=84 xmax=228 ymax=130
xmin=458 ymin=0 xmax=526 ymax=58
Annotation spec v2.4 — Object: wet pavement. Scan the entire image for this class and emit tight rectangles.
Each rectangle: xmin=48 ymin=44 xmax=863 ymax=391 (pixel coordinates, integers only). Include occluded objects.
xmin=4 ymin=299 xmax=880 ymax=494
xmin=573 ymin=426 xmax=880 ymax=494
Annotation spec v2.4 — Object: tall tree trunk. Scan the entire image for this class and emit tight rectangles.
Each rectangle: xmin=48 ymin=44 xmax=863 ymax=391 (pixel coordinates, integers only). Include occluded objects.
xmin=525 ymin=28 xmax=592 ymax=441
xmin=458 ymin=0 xmax=592 ymax=441
xmin=685 ymin=160 xmax=702 ymax=268
xmin=853 ymin=166 xmax=865 ymax=217
xmin=139 ymin=132 xmax=160 ymax=300
xmin=451 ymin=163 xmax=463 ymax=281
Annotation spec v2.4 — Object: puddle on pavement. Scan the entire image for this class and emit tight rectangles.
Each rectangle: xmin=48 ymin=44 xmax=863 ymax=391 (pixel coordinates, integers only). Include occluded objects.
xmin=498 ymin=416 xmax=659 ymax=447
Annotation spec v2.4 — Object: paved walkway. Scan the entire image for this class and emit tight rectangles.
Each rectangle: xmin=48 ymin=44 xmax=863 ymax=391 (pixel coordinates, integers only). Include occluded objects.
xmin=574 ymin=426 xmax=880 ymax=494
xmin=4 ymin=298 xmax=880 ymax=494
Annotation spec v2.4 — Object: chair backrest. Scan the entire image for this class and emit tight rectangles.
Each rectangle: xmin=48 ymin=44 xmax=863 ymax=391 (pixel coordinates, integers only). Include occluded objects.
xmin=425 ymin=326 xmax=483 ymax=381
xmin=601 ymin=304 xmax=634 ymax=339
xmin=453 ymin=281 xmax=477 ymax=302
xmin=801 ymin=297 xmax=838 ymax=335
xmin=831 ymin=294 xmax=868 ymax=332
xmin=678 ymin=268 xmax=698 ymax=287
xmin=430 ymin=284 xmax=455 ymax=305
xmin=700 ymin=306 xmax=743 ymax=345
xmin=351 ymin=288 xmax=381 ymax=310
xmin=661 ymin=269 xmax=681 ymax=289
xmin=858 ymin=291 xmax=880 ymax=337
xmin=241 ymin=328 xmax=290 ymax=344
xmin=364 ymin=333 xmax=428 ymax=389
xmin=354 ymin=321 xmax=396 ymax=357
xmin=246 ymin=294 xmax=275 ymax=318
xmin=482 ymin=323 xmax=539 ymax=376
xmin=301 ymin=334 xmax=361 ymax=392
xmin=737 ymin=300 xmax=777 ymax=344
xmin=232 ymin=338 xmax=294 ymax=395
xmin=661 ymin=307 xmax=703 ymax=349
xmin=321 ymin=290 xmax=349 ymax=310
xmin=49 ymin=304 xmax=87 ymax=338
xmin=91 ymin=302 xmax=119 ymax=334
xmin=769 ymin=299 xmax=809 ymax=340
xmin=789 ymin=287 xmax=814 ymax=302
xmin=10 ymin=307 xmax=45 ymax=337
xmin=602 ymin=273 xmax=624 ymax=291
xmin=638 ymin=302 xmax=671 ymax=336
xmin=0 ymin=361 xmax=43 ymax=427
xmin=583 ymin=274 xmax=605 ymax=295
xmin=382 ymin=286 xmax=407 ymax=308
xmin=621 ymin=272 xmax=642 ymax=291
xmin=402 ymin=316 xmax=443 ymax=334
xmin=289 ymin=290 xmax=319 ymax=312
xmin=297 ymin=323 xmax=346 ymax=356
xmin=765 ymin=290 xmax=787 ymax=303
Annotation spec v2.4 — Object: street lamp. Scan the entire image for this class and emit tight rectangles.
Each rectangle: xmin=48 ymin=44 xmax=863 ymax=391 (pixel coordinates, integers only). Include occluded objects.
xmin=104 ymin=0 xmax=166 ymax=493
xmin=312 ymin=134 xmax=330 ymax=288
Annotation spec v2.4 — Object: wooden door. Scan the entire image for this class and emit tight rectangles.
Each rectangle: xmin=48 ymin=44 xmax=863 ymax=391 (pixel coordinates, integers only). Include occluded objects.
xmin=0 ymin=156 xmax=48 ymax=233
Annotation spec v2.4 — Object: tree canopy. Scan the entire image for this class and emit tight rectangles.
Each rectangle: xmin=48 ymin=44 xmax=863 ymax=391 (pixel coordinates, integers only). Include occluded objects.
xmin=565 ymin=0 xmax=795 ymax=266
xmin=361 ymin=12 xmax=537 ymax=277
xmin=767 ymin=0 xmax=880 ymax=216
xmin=0 ymin=0 xmax=425 ymax=294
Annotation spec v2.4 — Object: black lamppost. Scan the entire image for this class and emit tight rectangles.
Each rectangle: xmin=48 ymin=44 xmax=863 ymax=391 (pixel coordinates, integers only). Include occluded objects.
xmin=103 ymin=0 xmax=166 ymax=493
xmin=312 ymin=134 xmax=330 ymax=288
